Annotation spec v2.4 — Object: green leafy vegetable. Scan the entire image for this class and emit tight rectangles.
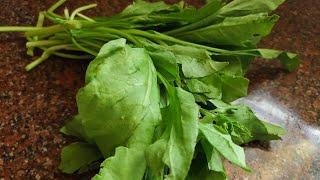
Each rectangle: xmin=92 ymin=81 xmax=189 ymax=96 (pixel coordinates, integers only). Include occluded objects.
xmin=146 ymin=76 xmax=199 ymax=180
xmin=0 ymin=0 xmax=298 ymax=179
xmin=201 ymin=140 xmax=227 ymax=179
xmin=59 ymin=142 xmax=102 ymax=174
xmin=199 ymin=123 xmax=250 ymax=172
xmin=172 ymin=13 xmax=279 ymax=47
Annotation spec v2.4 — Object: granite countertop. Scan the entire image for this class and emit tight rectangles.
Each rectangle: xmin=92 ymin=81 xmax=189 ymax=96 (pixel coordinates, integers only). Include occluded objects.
xmin=0 ymin=0 xmax=319 ymax=179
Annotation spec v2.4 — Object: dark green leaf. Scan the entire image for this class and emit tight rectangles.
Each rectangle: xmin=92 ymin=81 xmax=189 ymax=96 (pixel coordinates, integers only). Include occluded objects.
xmin=242 ymin=48 xmax=299 ymax=72
xmin=92 ymin=147 xmax=146 ymax=180
xmin=76 ymin=39 xmax=161 ymax=158
xmin=199 ymin=123 xmax=251 ymax=171
xmin=220 ymin=74 xmax=249 ymax=102
xmin=175 ymin=13 xmax=279 ymax=47
xmin=213 ymin=104 xmax=287 ymax=143
xmin=201 ymin=140 xmax=227 ymax=179
xmin=217 ymin=0 xmax=285 ymax=17
xmin=146 ymin=77 xmax=199 ymax=180
xmin=148 ymin=50 xmax=178 ymax=81
xmin=59 ymin=142 xmax=102 ymax=174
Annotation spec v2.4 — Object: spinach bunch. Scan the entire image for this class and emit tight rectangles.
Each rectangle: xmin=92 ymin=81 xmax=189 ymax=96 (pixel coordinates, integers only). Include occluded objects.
xmin=60 ymin=38 xmax=287 ymax=180
xmin=0 ymin=0 xmax=298 ymax=179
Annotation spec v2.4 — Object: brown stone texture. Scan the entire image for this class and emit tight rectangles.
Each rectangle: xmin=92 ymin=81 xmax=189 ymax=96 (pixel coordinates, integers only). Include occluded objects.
xmin=0 ymin=0 xmax=319 ymax=179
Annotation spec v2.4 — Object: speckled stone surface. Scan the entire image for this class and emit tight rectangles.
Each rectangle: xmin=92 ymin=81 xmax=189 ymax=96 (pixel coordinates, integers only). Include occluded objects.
xmin=0 ymin=0 xmax=319 ymax=179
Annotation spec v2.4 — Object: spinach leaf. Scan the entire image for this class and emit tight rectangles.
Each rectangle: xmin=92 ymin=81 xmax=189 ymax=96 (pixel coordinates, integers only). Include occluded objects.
xmin=220 ymin=74 xmax=249 ymax=102
xmin=59 ymin=142 xmax=102 ymax=174
xmin=144 ymin=43 xmax=229 ymax=78
xmin=201 ymin=140 xmax=227 ymax=179
xmin=1 ymin=0 xmax=298 ymax=179
xmin=211 ymin=103 xmax=287 ymax=143
xmin=148 ymin=50 xmax=178 ymax=81
xmin=199 ymin=123 xmax=251 ymax=172
xmin=238 ymin=48 xmax=300 ymax=71
xmin=146 ymin=76 xmax=199 ymax=180
xmin=60 ymin=115 xmax=91 ymax=142
xmin=92 ymin=147 xmax=147 ymax=180
xmin=94 ymin=0 xmax=223 ymax=29
xmin=186 ymin=78 xmax=222 ymax=99
xmin=217 ymin=0 xmax=285 ymax=17
xmin=212 ymin=54 xmax=254 ymax=76
xmin=186 ymin=150 xmax=226 ymax=180
xmin=185 ymin=72 xmax=249 ymax=103
xmin=61 ymin=39 xmax=162 ymax=177
xmin=76 ymin=39 xmax=161 ymax=157
xmin=93 ymin=107 xmax=164 ymax=180
xmin=177 ymin=55 xmax=229 ymax=78
xmin=174 ymin=13 xmax=279 ymax=47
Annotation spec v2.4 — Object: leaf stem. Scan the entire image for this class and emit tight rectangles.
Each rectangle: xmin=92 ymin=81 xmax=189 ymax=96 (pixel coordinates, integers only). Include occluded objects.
xmin=27 ymin=12 xmax=46 ymax=56
xmin=0 ymin=27 xmax=41 ymax=32
xmin=76 ymin=13 xmax=96 ymax=22
xmin=70 ymin=4 xmax=97 ymax=20
xmin=71 ymin=37 xmax=98 ymax=56
xmin=47 ymin=0 xmax=67 ymax=19
xmin=50 ymin=51 xmax=93 ymax=60
xmin=94 ymin=27 xmax=142 ymax=47
xmin=123 ymin=29 xmax=230 ymax=54
xmin=77 ymin=39 xmax=103 ymax=49
xmin=25 ymin=25 xmax=65 ymax=38
xmin=25 ymin=44 xmax=81 ymax=71
xmin=38 ymin=47 xmax=93 ymax=59
xmin=48 ymin=0 xmax=67 ymax=13
xmin=64 ymin=8 xmax=70 ymax=19
xmin=26 ymin=40 xmax=67 ymax=48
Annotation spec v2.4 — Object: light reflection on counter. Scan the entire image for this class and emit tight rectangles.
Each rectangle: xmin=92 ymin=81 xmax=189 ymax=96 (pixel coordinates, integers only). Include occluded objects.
xmin=225 ymin=91 xmax=320 ymax=180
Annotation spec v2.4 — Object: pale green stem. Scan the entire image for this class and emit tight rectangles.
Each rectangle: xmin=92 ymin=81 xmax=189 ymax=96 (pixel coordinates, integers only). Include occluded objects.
xmin=94 ymin=27 xmax=142 ymax=47
xmin=26 ymin=40 xmax=67 ymax=48
xmin=48 ymin=0 xmax=67 ymax=13
xmin=28 ymin=12 xmax=46 ymax=56
xmin=0 ymin=27 xmax=41 ymax=32
xmin=38 ymin=47 xmax=93 ymax=59
xmin=77 ymin=39 xmax=103 ymax=49
xmin=25 ymin=25 xmax=64 ymax=37
xmin=25 ymin=44 xmax=80 ymax=71
xmin=71 ymin=37 xmax=98 ymax=56
xmin=64 ymin=8 xmax=70 ymax=19
xmin=124 ymin=29 xmax=230 ymax=54
xmin=70 ymin=4 xmax=97 ymax=20
xmin=77 ymin=13 xmax=96 ymax=22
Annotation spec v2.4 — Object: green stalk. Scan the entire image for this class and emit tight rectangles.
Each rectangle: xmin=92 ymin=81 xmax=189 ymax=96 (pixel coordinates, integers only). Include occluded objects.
xmin=94 ymin=27 xmax=142 ymax=47
xmin=76 ymin=13 xmax=96 ymax=22
xmin=26 ymin=40 xmax=67 ymax=48
xmin=36 ymin=12 xmax=45 ymax=28
xmin=77 ymin=39 xmax=104 ymax=49
xmin=25 ymin=25 xmax=65 ymax=38
xmin=48 ymin=0 xmax=67 ymax=13
xmin=124 ymin=29 xmax=230 ymax=54
xmin=70 ymin=4 xmax=97 ymax=20
xmin=38 ymin=46 xmax=93 ymax=60
xmin=164 ymin=5 xmax=222 ymax=36
xmin=75 ymin=32 xmax=120 ymax=40
xmin=25 ymin=44 xmax=81 ymax=71
xmin=50 ymin=51 xmax=93 ymax=60
xmin=71 ymin=37 xmax=98 ymax=56
xmin=64 ymin=8 xmax=70 ymax=19
xmin=28 ymin=12 xmax=46 ymax=56
xmin=0 ymin=27 xmax=41 ymax=32
xmin=49 ymin=33 xmax=70 ymax=40
xmin=47 ymin=0 xmax=66 ymax=19
xmin=43 ymin=12 xmax=62 ymax=23
xmin=46 ymin=11 xmax=64 ymax=19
